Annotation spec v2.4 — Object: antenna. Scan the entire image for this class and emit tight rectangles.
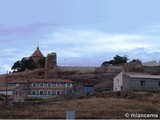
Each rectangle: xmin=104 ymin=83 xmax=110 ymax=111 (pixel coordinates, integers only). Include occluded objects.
xmin=65 ymin=58 xmax=67 ymax=63
xmin=37 ymin=42 xmax=39 ymax=49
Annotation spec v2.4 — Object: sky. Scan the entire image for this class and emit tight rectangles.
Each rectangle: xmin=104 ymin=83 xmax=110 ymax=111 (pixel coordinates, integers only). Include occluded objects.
xmin=1 ymin=0 xmax=160 ymax=74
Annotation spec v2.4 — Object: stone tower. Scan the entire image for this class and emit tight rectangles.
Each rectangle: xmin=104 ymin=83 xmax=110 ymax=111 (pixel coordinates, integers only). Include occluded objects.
xmin=44 ymin=52 xmax=57 ymax=78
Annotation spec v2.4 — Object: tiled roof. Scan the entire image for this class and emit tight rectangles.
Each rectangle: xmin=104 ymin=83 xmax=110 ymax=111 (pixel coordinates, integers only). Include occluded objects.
xmin=6 ymin=78 xmax=73 ymax=84
xmin=29 ymin=79 xmax=73 ymax=83
xmin=7 ymin=80 xmax=28 ymax=84
xmin=31 ymin=47 xmax=44 ymax=58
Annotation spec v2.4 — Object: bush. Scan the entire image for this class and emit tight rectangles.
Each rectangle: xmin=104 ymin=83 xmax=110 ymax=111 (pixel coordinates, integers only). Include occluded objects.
xmin=0 ymin=94 xmax=6 ymax=100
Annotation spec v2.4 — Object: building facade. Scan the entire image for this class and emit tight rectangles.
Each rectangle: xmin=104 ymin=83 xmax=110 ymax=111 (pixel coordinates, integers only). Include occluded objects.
xmin=28 ymin=79 xmax=73 ymax=97
xmin=7 ymin=78 xmax=73 ymax=101
xmin=113 ymin=72 xmax=160 ymax=92
xmin=12 ymin=86 xmax=28 ymax=102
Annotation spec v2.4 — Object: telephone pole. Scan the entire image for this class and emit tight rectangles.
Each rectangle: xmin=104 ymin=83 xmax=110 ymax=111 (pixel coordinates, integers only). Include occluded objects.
xmin=5 ymin=71 xmax=8 ymax=104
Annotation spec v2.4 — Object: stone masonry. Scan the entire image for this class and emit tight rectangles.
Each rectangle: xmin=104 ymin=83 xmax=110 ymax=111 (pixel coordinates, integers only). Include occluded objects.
xmin=45 ymin=52 xmax=57 ymax=78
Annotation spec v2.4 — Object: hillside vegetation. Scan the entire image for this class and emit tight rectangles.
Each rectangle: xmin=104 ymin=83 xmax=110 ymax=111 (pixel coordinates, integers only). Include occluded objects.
xmin=0 ymin=92 xmax=160 ymax=119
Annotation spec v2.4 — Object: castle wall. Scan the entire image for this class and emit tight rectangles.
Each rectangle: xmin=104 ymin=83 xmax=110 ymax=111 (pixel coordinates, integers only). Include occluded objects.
xmin=58 ymin=66 xmax=96 ymax=74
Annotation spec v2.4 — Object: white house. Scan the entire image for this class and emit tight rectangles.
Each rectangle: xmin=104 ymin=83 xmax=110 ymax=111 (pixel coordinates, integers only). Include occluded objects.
xmin=113 ymin=72 xmax=160 ymax=91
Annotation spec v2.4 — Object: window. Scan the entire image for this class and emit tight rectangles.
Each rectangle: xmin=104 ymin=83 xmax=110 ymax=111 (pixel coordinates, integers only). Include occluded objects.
xmin=117 ymin=79 xmax=119 ymax=83
xmin=47 ymin=90 xmax=52 ymax=95
xmin=159 ymin=81 xmax=160 ymax=86
xmin=141 ymin=81 xmax=145 ymax=86
xmin=121 ymin=86 xmax=123 ymax=90
xmin=39 ymin=82 xmax=44 ymax=87
xmin=32 ymin=82 xmax=37 ymax=87
xmin=19 ymin=91 xmax=21 ymax=96
xmin=32 ymin=90 xmax=36 ymax=95
xmin=56 ymin=83 xmax=61 ymax=87
xmin=15 ymin=91 xmax=17 ymax=95
xmin=65 ymin=83 xmax=72 ymax=88
xmin=65 ymin=90 xmax=73 ymax=94
xmin=47 ymin=83 xmax=52 ymax=87
xmin=56 ymin=90 xmax=61 ymax=95
xmin=39 ymin=90 xmax=44 ymax=95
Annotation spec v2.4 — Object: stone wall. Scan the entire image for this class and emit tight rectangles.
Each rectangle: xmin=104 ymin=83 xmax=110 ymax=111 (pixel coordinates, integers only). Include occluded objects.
xmin=45 ymin=53 xmax=57 ymax=78
xmin=58 ymin=66 xmax=96 ymax=74
xmin=0 ymin=75 xmax=6 ymax=88
xmin=0 ymin=68 xmax=45 ymax=88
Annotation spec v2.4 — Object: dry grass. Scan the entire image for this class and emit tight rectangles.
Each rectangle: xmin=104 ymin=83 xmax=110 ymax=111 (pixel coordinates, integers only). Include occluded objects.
xmin=0 ymin=95 xmax=160 ymax=119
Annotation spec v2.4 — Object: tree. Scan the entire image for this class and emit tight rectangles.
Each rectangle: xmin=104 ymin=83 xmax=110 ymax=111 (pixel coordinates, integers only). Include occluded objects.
xmin=38 ymin=57 xmax=46 ymax=68
xmin=11 ymin=61 xmax=25 ymax=72
xmin=130 ymin=59 xmax=141 ymax=63
xmin=11 ymin=57 xmax=36 ymax=72
xmin=21 ymin=57 xmax=36 ymax=70
xmin=101 ymin=60 xmax=115 ymax=67
xmin=101 ymin=61 xmax=110 ymax=67
xmin=101 ymin=55 xmax=128 ymax=67
xmin=113 ymin=55 xmax=128 ymax=65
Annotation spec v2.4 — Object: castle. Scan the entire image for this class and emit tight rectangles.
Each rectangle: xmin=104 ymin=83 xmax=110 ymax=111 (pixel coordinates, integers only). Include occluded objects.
xmin=0 ymin=47 xmax=98 ymax=102
xmin=30 ymin=46 xmax=58 ymax=78
xmin=0 ymin=47 xmax=73 ymax=102
xmin=2 ymin=47 xmax=159 ymax=102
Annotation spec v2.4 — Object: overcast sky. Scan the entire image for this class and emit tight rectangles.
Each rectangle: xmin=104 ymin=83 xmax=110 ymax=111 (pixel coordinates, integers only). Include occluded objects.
xmin=1 ymin=0 xmax=160 ymax=74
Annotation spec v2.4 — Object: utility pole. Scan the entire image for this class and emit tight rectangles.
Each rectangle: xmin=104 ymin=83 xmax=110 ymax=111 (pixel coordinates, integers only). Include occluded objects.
xmin=5 ymin=71 xmax=8 ymax=104
xmin=65 ymin=58 xmax=67 ymax=64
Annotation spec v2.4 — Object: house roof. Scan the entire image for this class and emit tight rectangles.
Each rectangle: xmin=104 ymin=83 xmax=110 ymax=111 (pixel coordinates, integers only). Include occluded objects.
xmin=28 ymin=79 xmax=73 ymax=83
xmin=6 ymin=78 xmax=73 ymax=84
xmin=123 ymin=72 xmax=160 ymax=79
xmin=31 ymin=47 xmax=44 ymax=58
xmin=12 ymin=85 xmax=28 ymax=90
xmin=7 ymin=80 xmax=28 ymax=84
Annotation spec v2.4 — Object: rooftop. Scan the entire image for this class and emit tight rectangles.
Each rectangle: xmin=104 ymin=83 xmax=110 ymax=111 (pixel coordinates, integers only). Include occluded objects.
xmin=31 ymin=46 xmax=44 ymax=58
xmin=7 ymin=78 xmax=73 ymax=83
xmin=29 ymin=79 xmax=73 ymax=83
xmin=123 ymin=72 xmax=160 ymax=79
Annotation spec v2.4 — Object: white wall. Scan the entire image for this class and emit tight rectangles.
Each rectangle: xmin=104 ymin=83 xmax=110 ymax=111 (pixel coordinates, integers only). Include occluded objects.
xmin=0 ymin=91 xmax=13 ymax=95
xmin=113 ymin=72 xmax=123 ymax=91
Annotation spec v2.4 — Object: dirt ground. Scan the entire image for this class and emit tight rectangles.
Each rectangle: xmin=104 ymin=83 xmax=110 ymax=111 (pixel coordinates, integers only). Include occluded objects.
xmin=0 ymin=92 xmax=160 ymax=119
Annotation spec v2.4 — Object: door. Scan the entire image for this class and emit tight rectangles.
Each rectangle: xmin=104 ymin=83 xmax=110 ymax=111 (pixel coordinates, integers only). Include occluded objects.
xmin=56 ymin=90 xmax=61 ymax=95
xmin=39 ymin=90 xmax=44 ymax=95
